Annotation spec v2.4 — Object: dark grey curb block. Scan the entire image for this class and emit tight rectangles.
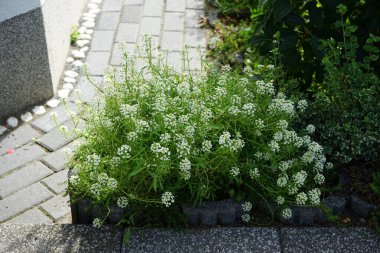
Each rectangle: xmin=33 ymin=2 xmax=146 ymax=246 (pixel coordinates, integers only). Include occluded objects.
xmin=1 ymin=225 xmax=378 ymax=253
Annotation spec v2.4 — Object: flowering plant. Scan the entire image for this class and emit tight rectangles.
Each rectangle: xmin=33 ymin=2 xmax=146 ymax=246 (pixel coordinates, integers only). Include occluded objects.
xmin=66 ymin=40 xmax=330 ymax=226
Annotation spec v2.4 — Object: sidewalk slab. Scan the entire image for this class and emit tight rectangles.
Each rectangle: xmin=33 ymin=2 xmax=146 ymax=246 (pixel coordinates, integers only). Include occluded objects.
xmin=281 ymin=227 xmax=380 ymax=253
xmin=122 ymin=227 xmax=281 ymax=252
xmin=0 ymin=224 xmax=122 ymax=253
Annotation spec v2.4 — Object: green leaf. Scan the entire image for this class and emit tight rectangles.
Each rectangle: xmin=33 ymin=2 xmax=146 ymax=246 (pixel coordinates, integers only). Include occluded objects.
xmin=280 ymin=32 xmax=298 ymax=51
xmin=309 ymin=6 xmax=324 ymax=28
xmin=129 ymin=166 xmax=145 ymax=177
xmin=273 ymin=0 xmax=292 ymax=22
xmin=284 ymin=13 xmax=304 ymax=26
xmin=370 ymin=55 xmax=378 ymax=61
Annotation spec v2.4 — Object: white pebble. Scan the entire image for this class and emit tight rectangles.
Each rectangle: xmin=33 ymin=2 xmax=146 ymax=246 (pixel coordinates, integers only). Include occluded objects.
xmin=82 ymin=16 xmax=95 ymax=22
xmin=20 ymin=112 xmax=33 ymax=122
xmin=83 ymin=12 xmax=96 ymax=18
xmin=7 ymin=117 xmax=18 ymax=128
xmin=63 ymin=83 xmax=74 ymax=90
xmin=89 ymin=8 xmax=100 ymax=14
xmin=73 ymin=60 xmax=84 ymax=67
xmin=65 ymin=70 xmax=79 ymax=78
xmin=46 ymin=99 xmax=61 ymax=108
xmin=80 ymin=46 xmax=89 ymax=52
xmin=58 ymin=89 xmax=70 ymax=98
xmin=77 ymin=26 xmax=87 ymax=34
xmin=64 ymin=77 xmax=77 ymax=83
xmin=91 ymin=0 xmax=102 ymax=3
xmin=85 ymin=29 xmax=94 ymax=35
xmin=76 ymin=40 xmax=90 ymax=47
xmin=79 ymin=33 xmax=91 ymax=40
xmin=32 ymin=105 xmax=46 ymax=115
xmin=72 ymin=50 xmax=85 ymax=59
xmin=0 ymin=125 xmax=7 ymax=135
xmin=88 ymin=3 xmax=98 ymax=9
xmin=66 ymin=57 xmax=74 ymax=63
xmin=82 ymin=21 xmax=95 ymax=28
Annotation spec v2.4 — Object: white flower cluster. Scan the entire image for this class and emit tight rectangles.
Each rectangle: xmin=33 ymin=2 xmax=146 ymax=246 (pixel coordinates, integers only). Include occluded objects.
xmin=256 ymin=80 xmax=275 ymax=95
xmin=230 ymin=167 xmax=240 ymax=177
xmin=242 ymin=201 xmax=252 ymax=212
xmin=120 ymin=104 xmax=138 ymax=118
xmin=179 ymin=158 xmax=191 ymax=180
xmin=86 ymin=153 xmax=100 ymax=167
xmin=268 ymin=98 xmax=295 ymax=115
xmin=151 ymin=142 xmax=170 ymax=161
xmin=117 ymin=144 xmax=131 ymax=159
xmin=249 ymin=168 xmax=260 ymax=179
xmin=201 ymin=140 xmax=212 ymax=152
xmin=161 ymin=191 xmax=175 ymax=207
xmin=117 ymin=196 xmax=128 ymax=208
xmin=219 ymin=132 xmax=245 ymax=152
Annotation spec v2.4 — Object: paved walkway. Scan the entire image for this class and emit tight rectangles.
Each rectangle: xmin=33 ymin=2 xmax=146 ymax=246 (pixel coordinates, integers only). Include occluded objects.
xmin=0 ymin=0 xmax=208 ymax=224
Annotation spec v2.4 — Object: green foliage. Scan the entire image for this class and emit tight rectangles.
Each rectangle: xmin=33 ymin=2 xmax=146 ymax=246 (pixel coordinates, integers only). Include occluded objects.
xmin=301 ymin=8 xmax=380 ymax=163
xmin=208 ymin=21 xmax=256 ymax=69
xmin=208 ymin=0 xmax=253 ymax=16
xmin=370 ymin=169 xmax=380 ymax=235
xmin=249 ymin=0 xmax=380 ymax=89
xmin=70 ymin=26 xmax=79 ymax=46
xmin=66 ymin=39 xmax=330 ymax=227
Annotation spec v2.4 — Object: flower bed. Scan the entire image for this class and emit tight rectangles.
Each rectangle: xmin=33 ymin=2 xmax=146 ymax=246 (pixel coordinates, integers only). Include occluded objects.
xmin=66 ymin=40 xmax=331 ymax=228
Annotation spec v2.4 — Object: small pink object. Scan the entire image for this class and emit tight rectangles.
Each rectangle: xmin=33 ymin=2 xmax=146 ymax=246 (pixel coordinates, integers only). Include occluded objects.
xmin=7 ymin=149 xmax=14 ymax=154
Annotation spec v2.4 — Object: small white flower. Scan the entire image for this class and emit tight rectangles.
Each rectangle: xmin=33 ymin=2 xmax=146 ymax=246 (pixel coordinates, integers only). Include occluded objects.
xmin=325 ymin=162 xmax=333 ymax=170
xmin=249 ymin=168 xmax=260 ymax=179
xmin=276 ymin=196 xmax=285 ymax=205
xmin=314 ymin=174 xmax=325 ymax=185
xmin=98 ymin=173 xmax=109 ymax=184
xmin=277 ymin=176 xmax=288 ymax=187
xmin=93 ymin=218 xmax=102 ymax=228
xmin=308 ymin=188 xmax=321 ymax=205
xmin=282 ymin=208 xmax=292 ymax=220
xmin=230 ymin=167 xmax=240 ymax=177
xmin=296 ymin=192 xmax=308 ymax=205
xmin=242 ymin=201 xmax=252 ymax=212
xmin=127 ymin=132 xmax=138 ymax=141
xmin=292 ymin=170 xmax=307 ymax=187
xmin=297 ymin=100 xmax=308 ymax=111
xmin=201 ymin=140 xmax=212 ymax=152
xmin=110 ymin=157 xmax=121 ymax=167
xmin=59 ymin=125 xmax=69 ymax=135
xmin=161 ymin=191 xmax=175 ymax=207
xmin=241 ymin=213 xmax=251 ymax=223
xmin=69 ymin=175 xmax=79 ymax=185
xmin=306 ymin=124 xmax=315 ymax=134
xmin=117 ymin=196 xmax=128 ymax=208
xmin=117 ymin=144 xmax=131 ymax=159
xmin=90 ymin=183 xmax=101 ymax=196
xmin=86 ymin=153 xmax=100 ymax=167
xmin=160 ymin=133 xmax=171 ymax=143
xmin=107 ymin=178 xmax=118 ymax=190
xmin=179 ymin=158 xmax=191 ymax=180
xmin=269 ymin=140 xmax=280 ymax=152
xmin=50 ymin=112 xmax=58 ymax=121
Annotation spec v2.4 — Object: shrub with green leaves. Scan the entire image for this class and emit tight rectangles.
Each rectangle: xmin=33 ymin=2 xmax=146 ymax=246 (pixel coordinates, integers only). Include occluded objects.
xmin=66 ymin=41 xmax=330 ymax=227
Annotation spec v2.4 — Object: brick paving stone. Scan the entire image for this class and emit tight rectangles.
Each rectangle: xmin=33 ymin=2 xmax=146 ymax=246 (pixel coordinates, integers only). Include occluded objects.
xmin=0 ymin=125 xmax=41 ymax=155
xmin=5 ymin=208 xmax=52 ymax=224
xmin=164 ymin=12 xmax=184 ymax=31
xmin=85 ymin=51 xmax=111 ymax=76
xmin=185 ymin=9 xmax=205 ymax=28
xmin=0 ymin=161 xmax=53 ymax=199
xmin=110 ymin=43 xmax=136 ymax=65
xmin=184 ymin=28 xmax=207 ymax=48
xmin=115 ymin=23 xmax=139 ymax=43
xmin=124 ymin=0 xmax=143 ymax=5
xmin=137 ymin=35 xmax=160 ymax=50
xmin=72 ymin=76 xmax=103 ymax=104
xmin=0 ymin=183 xmax=53 ymax=222
xmin=167 ymin=52 xmax=183 ymax=72
xmin=96 ymin=12 xmax=120 ymax=31
xmin=40 ymin=194 xmax=70 ymax=221
xmin=41 ymin=142 xmax=77 ymax=172
xmin=121 ymin=5 xmax=142 ymax=23
xmin=187 ymin=47 xmax=204 ymax=71
xmin=102 ymin=0 xmax=123 ymax=12
xmin=140 ymin=17 xmax=162 ymax=36
xmin=37 ymin=125 xmax=73 ymax=152
xmin=143 ymin=0 xmax=164 ymax=17
xmin=161 ymin=31 xmax=183 ymax=51
xmin=166 ymin=0 xmax=186 ymax=12
xmin=91 ymin=31 xmax=115 ymax=51
xmin=56 ymin=213 xmax=72 ymax=224
xmin=186 ymin=0 xmax=205 ymax=9
xmin=42 ymin=169 xmax=68 ymax=194
xmin=31 ymin=103 xmax=77 ymax=133
xmin=0 ymin=144 xmax=46 ymax=176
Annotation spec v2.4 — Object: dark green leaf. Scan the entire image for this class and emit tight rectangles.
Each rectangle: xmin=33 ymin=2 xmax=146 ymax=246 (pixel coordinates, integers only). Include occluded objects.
xmin=280 ymin=32 xmax=298 ymax=51
xmin=284 ymin=13 xmax=304 ymax=26
xmin=309 ymin=6 xmax=324 ymax=28
xmin=273 ymin=0 xmax=292 ymax=22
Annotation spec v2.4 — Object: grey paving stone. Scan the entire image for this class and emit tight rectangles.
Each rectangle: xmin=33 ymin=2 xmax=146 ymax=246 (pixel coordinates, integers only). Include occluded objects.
xmin=5 ymin=208 xmax=52 ymax=224
xmin=40 ymin=194 xmax=70 ymax=220
xmin=56 ymin=213 xmax=72 ymax=224
xmin=184 ymin=28 xmax=207 ymax=48
xmin=85 ymin=52 xmax=111 ymax=76
xmin=167 ymin=51 xmax=183 ymax=72
xmin=0 ymin=144 xmax=46 ymax=176
xmin=96 ymin=12 xmax=120 ymax=31
xmin=140 ymin=17 xmax=162 ymax=36
xmin=186 ymin=47 xmax=204 ymax=71
xmin=42 ymin=169 xmax=68 ymax=194
xmin=124 ymin=0 xmax=143 ymax=5
xmin=110 ymin=43 xmax=136 ymax=66
xmin=102 ymin=0 xmax=123 ymax=12
xmin=31 ymin=103 xmax=77 ymax=132
xmin=0 ymin=125 xmax=41 ymax=155
xmin=0 ymin=183 xmax=53 ymax=222
xmin=164 ymin=12 xmax=184 ymax=31
xmin=166 ymin=0 xmax=186 ymax=12
xmin=185 ymin=9 xmax=205 ymax=28
xmin=281 ymin=227 xmax=380 ymax=253
xmin=36 ymin=124 xmax=73 ymax=152
xmin=122 ymin=227 xmax=281 ymax=252
xmin=41 ymin=142 xmax=77 ymax=172
xmin=143 ymin=0 xmax=164 ymax=17
xmin=121 ymin=5 xmax=142 ymax=23
xmin=186 ymin=0 xmax=205 ymax=9
xmin=161 ymin=31 xmax=183 ymax=51
xmin=91 ymin=31 xmax=115 ymax=51
xmin=115 ymin=23 xmax=139 ymax=43
xmin=0 ymin=161 xmax=53 ymax=199
xmin=71 ymin=76 xmax=103 ymax=104
xmin=0 ymin=224 xmax=122 ymax=253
